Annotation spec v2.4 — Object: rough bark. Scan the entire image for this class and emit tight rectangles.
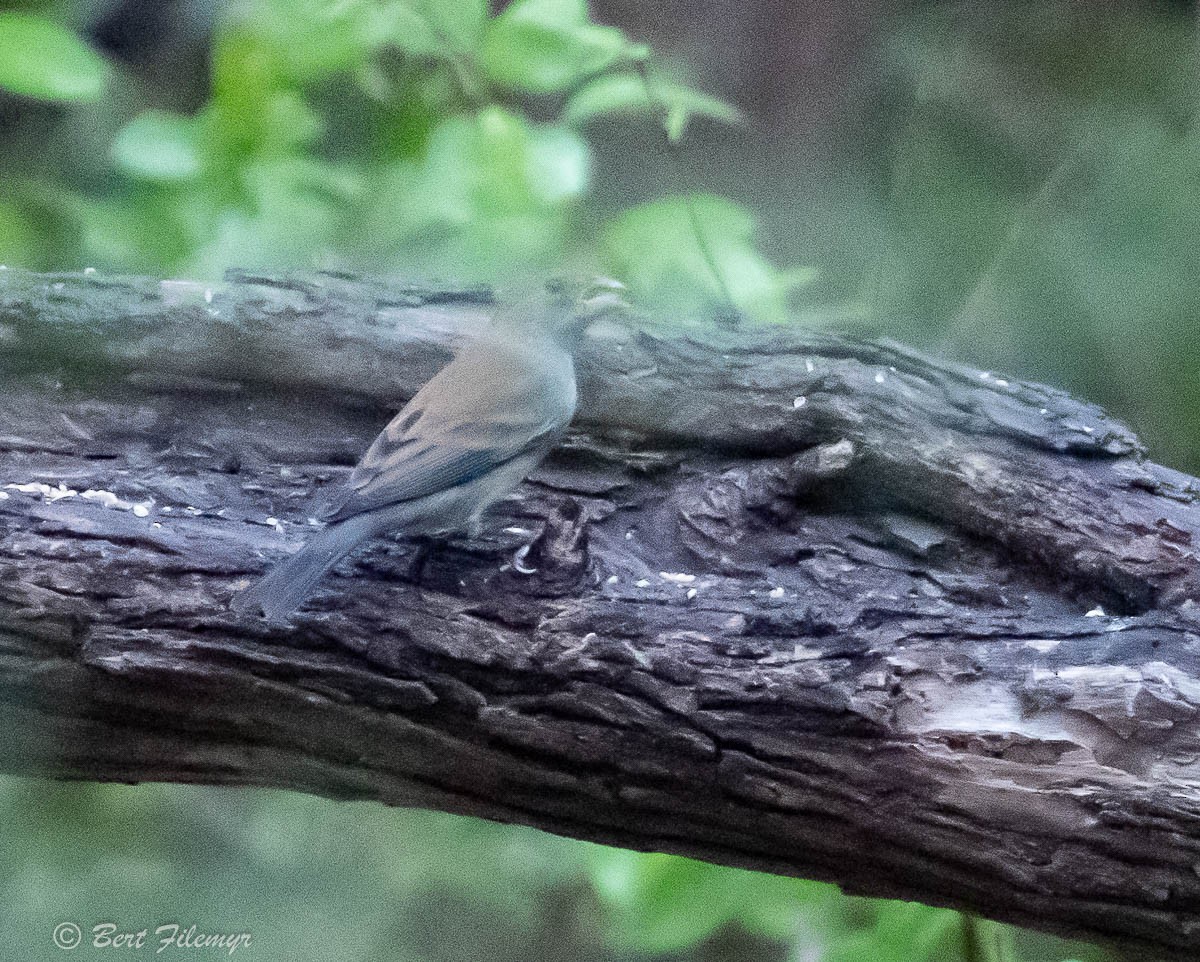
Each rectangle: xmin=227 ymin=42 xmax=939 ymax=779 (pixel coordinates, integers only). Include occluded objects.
xmin=2 ymin=267 xmax=1199 ymax=959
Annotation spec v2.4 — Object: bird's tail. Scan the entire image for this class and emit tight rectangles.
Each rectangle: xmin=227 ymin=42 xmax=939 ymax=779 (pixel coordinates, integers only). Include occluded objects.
xmin=230 ymin=516 xmax=375 ymax=622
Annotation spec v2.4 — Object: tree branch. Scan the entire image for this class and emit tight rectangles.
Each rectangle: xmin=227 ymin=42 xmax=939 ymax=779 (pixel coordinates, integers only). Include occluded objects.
xmin=2 ymin=267 xmax=1198 ymax=958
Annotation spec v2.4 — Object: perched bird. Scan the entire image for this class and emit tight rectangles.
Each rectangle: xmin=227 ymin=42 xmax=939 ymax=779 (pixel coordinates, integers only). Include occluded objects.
xmin=231 ymin=277 xmax=628 ymax=622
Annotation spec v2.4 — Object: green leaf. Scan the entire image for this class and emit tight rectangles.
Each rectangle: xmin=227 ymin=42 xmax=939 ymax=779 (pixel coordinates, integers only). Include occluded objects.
xmin=527 ymin=126 xmax=590 ymax=202
xmin=375 ymin=1 xmax=441 ymax=56
xmin=113 ymin=112 xmax=203 ymax=182
xmin=482 ymin=0 xmax=629 ymax=94
xmin=405 ymin=107 xmax=587 ymax=217
xmin=409 ymin=0 xmax=487 ymax=53
xmin=262 ymin=91 xmax=325 ymax=149
xmin=351 ymin=108 xmax=583 ymax=279
xmin=203 ymin=23 xmax=323 ymax=163
xmin=214 ymin=0 xmax=409 ymax=82
xmin=601 ymin=194 xmax=810 ymax=322
xmin=564 ymin=71 xmax=648 ymax=120
xmin=0 ymin=13 xmax=110 ymax=102
xmin=565 ymin=70 xmax=743 ymax=135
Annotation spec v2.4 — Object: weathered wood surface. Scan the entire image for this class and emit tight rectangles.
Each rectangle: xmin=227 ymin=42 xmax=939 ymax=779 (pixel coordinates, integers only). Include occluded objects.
xmin=2 ymin=267 xmax=1199 ymax=958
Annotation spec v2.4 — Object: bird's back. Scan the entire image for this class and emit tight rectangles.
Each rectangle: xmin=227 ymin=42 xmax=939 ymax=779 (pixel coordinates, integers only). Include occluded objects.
xmin=322 ymin=328 xmax=577 ymax=524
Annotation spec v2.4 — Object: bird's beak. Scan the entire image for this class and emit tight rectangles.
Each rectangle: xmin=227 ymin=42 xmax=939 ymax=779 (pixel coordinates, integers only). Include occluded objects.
xmin=580 ymin=278 xmax=630 ymax=316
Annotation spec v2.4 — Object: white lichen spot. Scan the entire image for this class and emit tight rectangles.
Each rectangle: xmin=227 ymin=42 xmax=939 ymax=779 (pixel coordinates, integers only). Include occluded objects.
xmin=874 ymin=371 xmax=886 ymax=384
xmin=916 ymin=683 xmax=1055 ymax=739
xmin=132 ymin=504 xmax=150 ymax=517
xmin=8 ymin=481 xmax=79 ymax=502
xmin=979 ymin=371 xmax=991 ymax=380
xmin=793 ymin=396 xmax=807 ymax=409
xmin=1040 ymin=408 xmax=1049 ymax=415
xmin=84 ymin=266 xmax=96 ymax=275
xmin=1085 ymin=606 xmax=1106 ymax=618
xmin=606 ymin=574 xmax=619 ymax=585
xmin=1082 ymin=426 xmax=1094 ymax=434
xmin=635 ymin=578 xmax=650 ymax=588
xmin=52 ymin=282 xmax=64 ymax=291
xmin=82 ymin=489 xmax=130 ymax=510
xmin=659 ymin=571 xmax=696 ymax=584
xmin=805 ymin=359 xmax=814 ymax=373
xmin=152 ymin=522 xmax=162 ymax=528
xmin=768 ymin=586 xmax=785 ymax=599
xmin=625 ymin=530 xmax=635 ymax=540
xmin=204 ymin=288 xmax=213 ymax=304
xmin=0 ymin=491 xmax=8 ymax=500
xmin=995 ymin=379 xmax=1009 ymax=387
xmin=1054 ymin=664 xmax=1141 ymax=686
xmin=161 ymin=505 xmax=173 ymax=512
xmin=307 ymin=517 xmax=321 ymax=526
xmin=1024 ymin=639 xmax=1062 ymax=653
xmin=503 ymin=526 xmax=532 ymax=536
xmin=512 ymin=544 xmax=537 ymax=574
xmin=185 ymin=505 xmax=201 ymax=515
xmin=686 ymin=587 xmax=698 ymax=600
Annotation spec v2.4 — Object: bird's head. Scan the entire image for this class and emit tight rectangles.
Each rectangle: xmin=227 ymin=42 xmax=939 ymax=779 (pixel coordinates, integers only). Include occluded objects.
xmin=543 ymin=276 xmax=630 ymax=343
xmin=490 ymin=276 xmax=631 ymax=349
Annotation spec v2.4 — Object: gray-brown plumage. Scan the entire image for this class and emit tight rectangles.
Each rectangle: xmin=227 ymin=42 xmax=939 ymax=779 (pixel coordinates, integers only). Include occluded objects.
xmin=231 ymin=277 xmax=627 ymax=622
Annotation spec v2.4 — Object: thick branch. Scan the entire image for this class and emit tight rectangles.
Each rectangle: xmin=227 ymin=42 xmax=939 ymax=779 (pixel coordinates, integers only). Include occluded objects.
xmin=2 ymin=268 xmax=1199 ymax=958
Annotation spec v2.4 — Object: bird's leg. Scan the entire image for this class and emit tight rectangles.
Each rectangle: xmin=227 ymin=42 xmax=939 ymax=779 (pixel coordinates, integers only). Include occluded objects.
xmin=512 ymin=497 xmax=588 ymax=590
xmin=405 ymin=536 xmax=435 ymax=584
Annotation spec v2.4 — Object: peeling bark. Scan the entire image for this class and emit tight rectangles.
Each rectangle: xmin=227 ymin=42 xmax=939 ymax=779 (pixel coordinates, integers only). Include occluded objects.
xmin=1 ymin=267 xmax=1199 ymax=958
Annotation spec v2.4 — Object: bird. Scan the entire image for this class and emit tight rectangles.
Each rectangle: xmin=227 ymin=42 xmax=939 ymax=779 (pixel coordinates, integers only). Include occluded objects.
xmin=230 ymin=276 xmax=628 ymax=622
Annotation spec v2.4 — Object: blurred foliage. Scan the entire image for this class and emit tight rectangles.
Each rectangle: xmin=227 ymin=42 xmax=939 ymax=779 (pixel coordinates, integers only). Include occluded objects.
xmin=602 ymin=194 xmax=816 ymax=321
xmin=0 ymin=0 xmax=1190 ymax=960
xmin=0 ymin=0 xmax=804 ymax=318
xmin=0 ymin=12 xmax=109 ymax=101
xmin=0 ymin=778 xmax=1109 ymax=962
xmin=871 ymin=2 xmax=1200 ymax=472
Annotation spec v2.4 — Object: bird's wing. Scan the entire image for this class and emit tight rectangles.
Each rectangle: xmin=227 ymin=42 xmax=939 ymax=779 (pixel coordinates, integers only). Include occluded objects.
xmin=320 ymin=342 xmax=574 ymax=523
